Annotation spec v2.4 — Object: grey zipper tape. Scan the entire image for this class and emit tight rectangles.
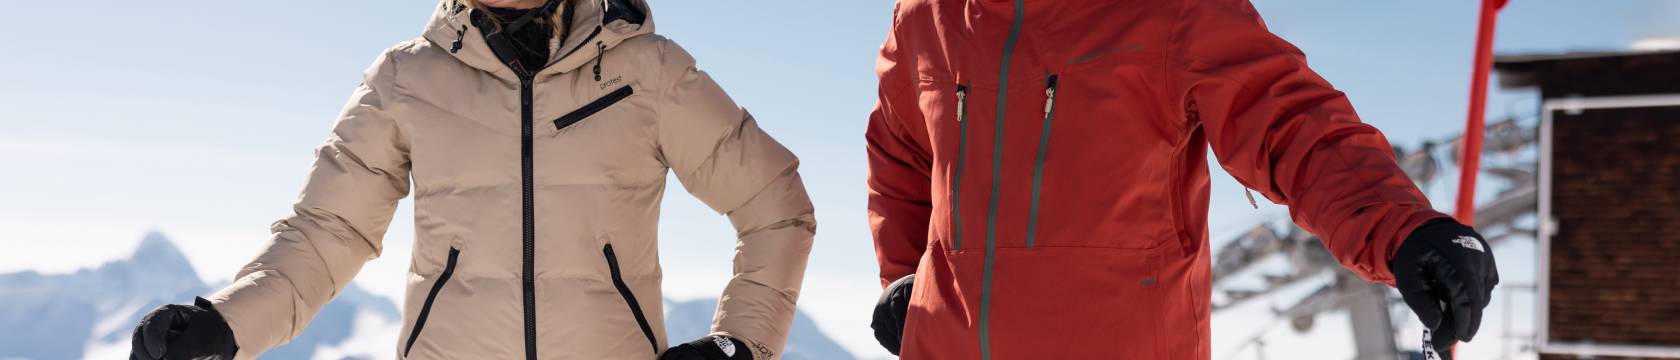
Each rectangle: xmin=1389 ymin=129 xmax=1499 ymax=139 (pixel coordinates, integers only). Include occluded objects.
xmin=977 ymin=1 xmax=1027 ymax=358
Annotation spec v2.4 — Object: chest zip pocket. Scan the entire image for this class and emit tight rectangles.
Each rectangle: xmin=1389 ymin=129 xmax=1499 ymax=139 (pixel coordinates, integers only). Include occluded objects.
xmin=1024 ymin=75 xmax=1057 ymax=248
xmin=952 ymin=81 xmax=972 ymax=251
xmin=554 ymin=85 xmax=634 ymax=131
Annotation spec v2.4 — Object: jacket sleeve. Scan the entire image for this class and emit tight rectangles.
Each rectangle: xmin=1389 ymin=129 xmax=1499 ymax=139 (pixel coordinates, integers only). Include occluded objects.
xmin=1168 ymin=0 xmax=1448 ymax=286
xmin=866 ymin=6 xmax=934 ymax=289
xmin=654 ymin=38 xmax=815 ymax=360
xmin=207 ymin=48 xmax=410 ymax=360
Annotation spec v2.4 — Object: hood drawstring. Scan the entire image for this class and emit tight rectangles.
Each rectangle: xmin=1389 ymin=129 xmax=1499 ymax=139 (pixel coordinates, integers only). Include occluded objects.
xmin=450 ymin=25 xmax=466 ymax=53
xmin=593 ymin=41 xmax=605 ymax=81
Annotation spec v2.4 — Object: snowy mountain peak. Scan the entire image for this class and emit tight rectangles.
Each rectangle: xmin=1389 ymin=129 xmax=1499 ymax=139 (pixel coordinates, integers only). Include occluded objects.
xmin=107 ymin=231 xmax=200 ymax=297
xmin=131 ymin=231 xmax=194 ymax=273
xmin=0 ymin=232 xmax=214 ymax=360
xmin=0 ymin=232 xmax=401 ymax=360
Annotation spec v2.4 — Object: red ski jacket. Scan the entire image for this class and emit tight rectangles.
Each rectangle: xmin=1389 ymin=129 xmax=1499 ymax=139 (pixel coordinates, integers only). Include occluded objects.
xmin=866 ymin=0 xmax=1448 ymax=358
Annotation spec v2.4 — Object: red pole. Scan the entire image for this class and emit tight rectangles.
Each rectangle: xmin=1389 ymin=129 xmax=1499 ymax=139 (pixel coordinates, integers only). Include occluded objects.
xmin=1455 ymin=0 xmax=1508 ymax=227
xmin=1452 ymin=1 xmax=1508 ymax=357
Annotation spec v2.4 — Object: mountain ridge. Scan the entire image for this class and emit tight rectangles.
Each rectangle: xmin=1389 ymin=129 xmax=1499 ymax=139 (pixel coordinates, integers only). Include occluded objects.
xmin=0 ymin=232 xmax=856 ymax=360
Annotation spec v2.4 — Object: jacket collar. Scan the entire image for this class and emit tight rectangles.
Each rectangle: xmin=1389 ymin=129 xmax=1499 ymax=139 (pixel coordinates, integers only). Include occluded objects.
xmin=422 ymin=0 xmax=655 ymax=82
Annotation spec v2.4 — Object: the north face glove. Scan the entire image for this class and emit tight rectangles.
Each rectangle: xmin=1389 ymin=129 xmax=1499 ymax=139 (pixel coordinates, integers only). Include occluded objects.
xmin=660 ymin=335 xmax=753 ymax=360
xmin=1392 ymin=219 xmax=1500 ymax=358
xmin=871 ymin=274 xmax=914 ymax=355
xmin=130 ymin=297 xmax=238 ymax=360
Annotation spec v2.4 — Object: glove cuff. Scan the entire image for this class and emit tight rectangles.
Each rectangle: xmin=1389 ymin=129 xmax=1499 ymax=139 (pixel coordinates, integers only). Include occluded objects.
xmin=1392 ymin=219 xmax=1479 ymax=271
xmin=193 ymin=296 xmax=241 ymax=358
xmin=1409 ymin=220 xmax=1485 ymax=251
xmin=681 ymin=335 xmax=752 ymax=360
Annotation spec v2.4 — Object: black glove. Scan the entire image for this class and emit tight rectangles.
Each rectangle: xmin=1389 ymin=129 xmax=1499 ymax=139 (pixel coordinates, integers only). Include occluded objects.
xmin=660 ymin=335 xmax=753 ymax=360
xmin=871 ymin=274 xmax=914 ymax=356
xmin=130 ymin=297 xmax=238 ymax=360
xmin=1392 ymin=220 xmax=1499 ymax=357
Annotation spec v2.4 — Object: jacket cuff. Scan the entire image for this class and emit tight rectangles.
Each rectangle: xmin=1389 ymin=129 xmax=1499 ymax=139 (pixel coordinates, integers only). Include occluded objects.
xmin=207 ymin=270 xmax=301 ymax=360
xmin=712 ymin=275 xmax=802 ymax=360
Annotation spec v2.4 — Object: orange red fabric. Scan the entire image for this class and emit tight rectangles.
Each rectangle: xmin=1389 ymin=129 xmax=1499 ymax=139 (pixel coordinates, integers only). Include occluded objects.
xmin=866 ymin=0 xmax=1449 ymax=358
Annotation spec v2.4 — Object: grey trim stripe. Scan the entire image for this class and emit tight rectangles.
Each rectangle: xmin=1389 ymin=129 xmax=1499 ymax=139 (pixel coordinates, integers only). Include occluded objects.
xmin=953 ymin=81 xmax=971 ymax=251
xmin=978 ymin=1 xmax=1025 ymax=359
xmin=1025 ymin=75 xmax=1057 ymax=248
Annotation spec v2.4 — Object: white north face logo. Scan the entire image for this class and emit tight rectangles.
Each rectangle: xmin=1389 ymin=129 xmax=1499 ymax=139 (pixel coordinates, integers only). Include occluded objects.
xmin=713 ymin=336 xmax=736 ymax=357
xmin=1452 ymin=236 xmax=1485 ymax=252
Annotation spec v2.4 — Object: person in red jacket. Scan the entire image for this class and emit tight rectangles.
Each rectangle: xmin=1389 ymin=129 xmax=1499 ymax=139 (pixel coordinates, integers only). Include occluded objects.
xmin=865 ymin=0 xmax=1499 ymax=359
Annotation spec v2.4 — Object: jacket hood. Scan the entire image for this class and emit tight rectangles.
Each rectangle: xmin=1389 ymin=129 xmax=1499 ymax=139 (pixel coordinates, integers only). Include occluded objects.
xmin=421 ymin=0 xmax=655 ymax=81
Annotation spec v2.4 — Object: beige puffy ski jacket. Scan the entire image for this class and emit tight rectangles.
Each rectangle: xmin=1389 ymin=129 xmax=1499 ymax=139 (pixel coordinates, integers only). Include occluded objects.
xmin=205 ymin=1 xmax=815 ymax=359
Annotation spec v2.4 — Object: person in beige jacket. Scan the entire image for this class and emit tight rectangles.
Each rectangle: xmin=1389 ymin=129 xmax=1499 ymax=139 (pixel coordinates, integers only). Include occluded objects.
xmin=126 ymin=0 xmax=815 ymax=359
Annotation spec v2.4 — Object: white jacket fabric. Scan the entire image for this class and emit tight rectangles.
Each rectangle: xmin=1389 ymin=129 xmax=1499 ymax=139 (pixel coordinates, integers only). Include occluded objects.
xmin=206 ymin=1 xmax=815 ymax=359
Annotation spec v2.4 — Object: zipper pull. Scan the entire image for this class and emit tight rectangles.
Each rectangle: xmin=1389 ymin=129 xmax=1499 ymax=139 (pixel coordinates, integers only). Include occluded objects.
xmin=955 ymin=85 xmax=968 ymax=122
xmin=1244 ymin=188 xmax=1258 ymax=209
xmin=450 ymin=25 xmax=466 ymax=53
xmin=1044 ymin=75 xmax=1058 ymax=117
xmin=593 ymin=41 xmax=605 ymax=81
xmin=521 ymin=78 xmax=533 ymax=105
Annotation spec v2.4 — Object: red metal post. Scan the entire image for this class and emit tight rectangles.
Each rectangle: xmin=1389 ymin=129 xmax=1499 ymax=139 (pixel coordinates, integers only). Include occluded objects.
xmin=1453 ymin=1 xmax=1508 ymax=357
xmin=1455 ymin=0 xmax=1509 ymax=227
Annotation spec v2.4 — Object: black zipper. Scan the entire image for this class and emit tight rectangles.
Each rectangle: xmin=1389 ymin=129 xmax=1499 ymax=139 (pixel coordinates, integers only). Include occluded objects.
xmin=498 ymin=20 xmax=604 ymax=360
xmin=554 ymin=85 xmax=634 ymax=131
xmin=952 ymin=82 xmax=970 ymax=251
xmin=519 ymin=76 xmax=538 ymax=360
xmin=404 ymin=247 xmax=460 ymax=357
xmin=602 ymin=244 xmax=659 ymax=354
xmin=549 ymin=25 xmax=603 ymax=68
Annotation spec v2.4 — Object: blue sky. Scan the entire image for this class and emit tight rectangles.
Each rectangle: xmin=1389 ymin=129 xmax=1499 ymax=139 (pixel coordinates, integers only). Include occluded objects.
xmin=2 ymin=1 xmax=1677 ymax=359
